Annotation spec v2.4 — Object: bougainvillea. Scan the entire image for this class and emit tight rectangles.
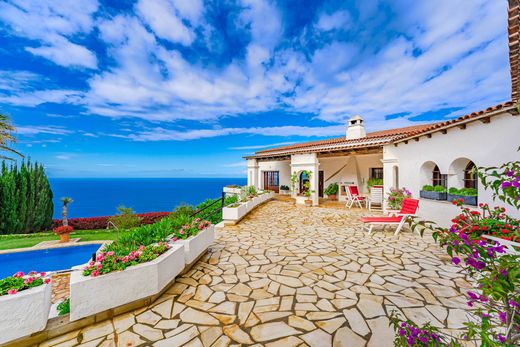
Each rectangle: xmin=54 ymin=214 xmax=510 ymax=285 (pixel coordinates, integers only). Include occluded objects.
xmin=391 ymin=157 xmax=520 ymax=346
xmin=0 ymin=271 xmax=50 ymax=296
xmin=387 ymin=187 xmax=412 ymax=210
xmin=82 ymin=242 xmax=170 ymax=277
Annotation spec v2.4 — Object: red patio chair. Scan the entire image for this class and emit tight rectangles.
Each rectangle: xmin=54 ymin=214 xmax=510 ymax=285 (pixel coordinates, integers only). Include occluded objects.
xmin=360 ymin=198 xmax=419 ymax=235
xmin=346 ymin=185 xmax=366 ymax=209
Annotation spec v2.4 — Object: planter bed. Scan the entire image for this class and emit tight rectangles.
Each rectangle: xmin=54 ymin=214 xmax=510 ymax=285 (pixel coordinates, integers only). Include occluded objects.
xmin=420 ymin=190 xmax=447 ymax=201
xmin=176 ymin=225 xmax=215 ymax=265
xmin=69 ymin=243 xmax=185 ymax=321
xmin=447 ymin=193 xmax=477 ymax=206
xmin=222 ymin=192 xmax=274 ymax=224
xmin=0 ymin=282 xmax=52 ymax=344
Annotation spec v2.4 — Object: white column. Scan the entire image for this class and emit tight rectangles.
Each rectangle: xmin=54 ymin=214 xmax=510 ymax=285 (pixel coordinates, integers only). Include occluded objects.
xmin=247 ymin=159 xmax=259 ymax=188
xmin=290 ymin=153 xmax=320 ymax=206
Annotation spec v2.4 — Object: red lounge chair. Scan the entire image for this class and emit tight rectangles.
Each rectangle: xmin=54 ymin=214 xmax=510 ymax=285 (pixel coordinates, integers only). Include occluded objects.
xmin=346 ymin=185 xmax=366 ymax=209
xmin=360 ymin=198 xmax=419 ymax=235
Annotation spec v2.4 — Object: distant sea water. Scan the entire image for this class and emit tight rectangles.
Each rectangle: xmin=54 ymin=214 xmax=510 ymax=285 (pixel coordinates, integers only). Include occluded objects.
xmin=49 ymin=178 xmax=247 ymax=219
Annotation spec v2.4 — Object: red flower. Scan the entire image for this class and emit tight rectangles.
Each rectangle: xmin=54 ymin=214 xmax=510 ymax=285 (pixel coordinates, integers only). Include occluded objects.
xmin=53 ymin=225 xmax=74 ymax=235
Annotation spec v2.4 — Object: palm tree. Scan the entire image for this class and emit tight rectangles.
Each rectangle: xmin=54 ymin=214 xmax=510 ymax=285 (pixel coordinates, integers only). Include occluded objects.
xmin=61 ymin=197 xmax=73 ymax=226
xmin=0 ymin=113 xmax=23 ymax=160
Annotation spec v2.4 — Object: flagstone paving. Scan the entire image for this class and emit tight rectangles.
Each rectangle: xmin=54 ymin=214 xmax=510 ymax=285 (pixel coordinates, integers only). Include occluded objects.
xmin=39 ymin=200 xmax=474 ymax=347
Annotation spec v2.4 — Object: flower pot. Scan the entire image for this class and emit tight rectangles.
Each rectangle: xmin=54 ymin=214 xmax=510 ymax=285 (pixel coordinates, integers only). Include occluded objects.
xmin=176 ymin=225 xmax=215 ymax=265
xmin=327 ymin=194 xmax=337 ymax=201
xmin=0 ymin=282 xmax=52 ymax=344
xmin=304 ymin=199 xmax=312 ymax=206
xmin=447 ymin=193 xmax=477 ymax=206
xmin=420 ymin=190 xmax=447 ymax=201
xmin=70 ymin=244 xmax=185 ymax=321
xmin=59 ymin=233 xmax=70 ymax=243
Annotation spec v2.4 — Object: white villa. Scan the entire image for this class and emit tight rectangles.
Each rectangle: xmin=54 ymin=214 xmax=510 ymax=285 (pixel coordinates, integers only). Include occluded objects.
xmin=246 ymin=23 xmax=520 ymax=228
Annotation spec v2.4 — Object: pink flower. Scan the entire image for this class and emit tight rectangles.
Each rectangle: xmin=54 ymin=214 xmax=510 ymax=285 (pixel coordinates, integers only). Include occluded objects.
xmin=44 ymin=278 xmax=50 ymax=284
xmin=40 ymin=272 xmax=46 ymax=277
xmin=172 ymin=237 xmax=178 ymax=242
xmin=13 ymin=271 xmax=24 ymax=278
xmin=91 ymin=270 xmax=99 ymax=277
xmin=107 ymin=251 xmax=114 ymax=256
xmin=179 ymin=230 xmax=184 ymax=235
xmin=7 ymin=289 xmax=17 ymax=295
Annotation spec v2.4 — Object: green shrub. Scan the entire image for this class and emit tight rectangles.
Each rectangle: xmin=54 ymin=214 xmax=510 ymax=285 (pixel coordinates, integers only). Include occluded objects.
xmin=247 ymin=186 xmax=257 ymax=197
xmin=448 ymin=187 xmax=460 ymax=194
xmin=57 ymin=298 xmax=70 ymax=315
xmin=433 ymin=185 xmax=447 ymax=192
xmin=324 ymin=183 xmax=339 ymax=195
xmin=458 ymin=188 xmax=478 ymax=196
xmin=422 ymin=185 xmax=434 ymax=191
xmin=280 ymin=185 xmax=290 ymax=190
xmin=367 ymin=178 xmax=383 ymax=191
xmin=108 ymin=206 xmax=142 ymax=230
xmin=169 ymin=204 xmax=195 ymax=219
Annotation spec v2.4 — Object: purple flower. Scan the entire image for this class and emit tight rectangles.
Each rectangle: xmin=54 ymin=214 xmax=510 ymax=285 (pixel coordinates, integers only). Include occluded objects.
xmin=506 ymin=170 xmax=515 ymax=177
xmin=498 ymin=311 xmax=507 ymax=324
xmin=398 ymin=329 xmax=406 ymax=336
xmin=500 ymin=269 xmax=508 ymax=277
xmin=501 ymin=181 xmax=512 ymax=189
xmin=498 ymin=334 xmax=506 ymax=343
xmin=509 ymin=300 xmax=520 ymax=309
xmin=451 ymin=257 xmax=461 ymax=265
xmin=407 ymin=336 xmax=415 ymax=345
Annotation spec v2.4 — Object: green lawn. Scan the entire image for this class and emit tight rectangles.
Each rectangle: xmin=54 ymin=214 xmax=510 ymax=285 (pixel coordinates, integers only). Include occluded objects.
xmin=0 ymin=229 xmax=130 ymax=250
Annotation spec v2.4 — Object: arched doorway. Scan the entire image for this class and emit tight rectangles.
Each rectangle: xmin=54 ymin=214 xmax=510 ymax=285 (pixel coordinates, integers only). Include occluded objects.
xmin=464 ymin=161 xmax=477 ymax=189
xmin=299 ymin=171 xmax=309 ymax=194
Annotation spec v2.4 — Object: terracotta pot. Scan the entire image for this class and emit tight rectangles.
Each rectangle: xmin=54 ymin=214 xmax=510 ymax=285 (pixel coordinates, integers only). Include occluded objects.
xmin=59 ymin=233 xmax=70 ymax=243
xmin=304 ymin=199 xmax=312 ymax=207
xmin=327 ymin=194 xmax=337 ymax=201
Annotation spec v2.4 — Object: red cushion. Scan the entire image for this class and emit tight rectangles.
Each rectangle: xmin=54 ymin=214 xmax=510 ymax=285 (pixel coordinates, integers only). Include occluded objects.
xmin=360 ymin=216 xmax=403 ymax=223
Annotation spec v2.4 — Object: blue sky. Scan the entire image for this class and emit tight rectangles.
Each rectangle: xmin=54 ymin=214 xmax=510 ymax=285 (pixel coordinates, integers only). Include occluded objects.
xmin=0 ymin=0 xmax=511 ymax=177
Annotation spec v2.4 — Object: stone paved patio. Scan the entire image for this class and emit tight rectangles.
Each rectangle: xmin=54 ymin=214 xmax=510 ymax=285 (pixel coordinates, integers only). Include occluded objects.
xmin=39 ymin=200 xmax=473 ymax=347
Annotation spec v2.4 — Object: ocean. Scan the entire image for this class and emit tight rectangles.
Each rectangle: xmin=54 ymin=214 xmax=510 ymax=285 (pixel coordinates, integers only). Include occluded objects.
xmin=49 ymin=178 xmax=247 ymax=219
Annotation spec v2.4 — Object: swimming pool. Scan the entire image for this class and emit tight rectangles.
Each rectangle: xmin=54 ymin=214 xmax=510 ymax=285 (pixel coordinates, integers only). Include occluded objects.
xmin=0 ymin=244 xmax=102 ymax=279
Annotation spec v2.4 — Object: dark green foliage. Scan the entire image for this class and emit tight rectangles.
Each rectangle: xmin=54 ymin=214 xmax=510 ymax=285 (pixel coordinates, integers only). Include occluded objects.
xmin=108 ymin=205 xmax=142 ymax=230
xmin=422 ymin=184 xmax=434 ymax=191
xmin=0 ymin=161 xmax=53 ymax=234
xmin=324 ymin=183 xmax=339 ymax=195
xmin=57 ymin=298 xmax=70 ymax=315
xmin=448 ymin=187 xmax=478 ymax=196
xmin=433 ymin=185 xmax=446 ymax=192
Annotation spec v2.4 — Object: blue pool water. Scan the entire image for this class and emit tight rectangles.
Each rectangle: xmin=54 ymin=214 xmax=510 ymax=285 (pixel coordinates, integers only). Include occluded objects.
xmin=50 ymin=178 xmax=247 ymax=218
xmin=0 ymin=244 xmax=101 ymax=278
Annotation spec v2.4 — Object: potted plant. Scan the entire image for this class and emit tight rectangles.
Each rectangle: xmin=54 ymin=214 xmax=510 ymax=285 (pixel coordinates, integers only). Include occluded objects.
xmin=280 ymin=185 xmax=290 ymax=195
xmin=0 ymin=271 xmax=52 ymax=344
xmin=304 ymin=189 xmax=314 ymax=206
xmin=367 ymin=178 xmax=383 ymax=192
xmin=54 ymin=225 xmax=73 ymax=243
xmin=324 ymin=183 xmax=339 ymax=200
xmin=386 ymin=187 xmax=412 ymax=210
xmin=447 ymin=187 xmax=478 ymax=206
xmin=420 ymin=184 xmax=447 ymax=200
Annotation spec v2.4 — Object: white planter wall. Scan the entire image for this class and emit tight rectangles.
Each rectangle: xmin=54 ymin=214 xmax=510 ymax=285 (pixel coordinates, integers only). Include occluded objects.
xmin=222 ymin=192 xmax=274 ymax=223
xmin=177 ymin=226 xmax=215 ymax=264
xmin=0 ymin=283 xmax=52 ymax=344
xmin=70 ymin=244 xmax=185 ymax=321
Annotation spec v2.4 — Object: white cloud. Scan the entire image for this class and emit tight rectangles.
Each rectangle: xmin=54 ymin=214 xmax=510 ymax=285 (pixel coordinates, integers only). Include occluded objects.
xmin=115 ymin=124 xmax=345 ymax=142
xmin=55 ymin=155 xmax=72 ymax=160
xmin=0 ymin=0 xmax=99 ymax=69
xmin=316 ymin=10 xmax=351 ymax=32
xmin=229 ymin=141 xmax=298 ymax=150
xmin=26 ymin=38 xmax=97 ymax=69
xmin=16 ymin=125 xmax=72 ymax=136
xmin=136 ymin=0 xmax=200 ymax=46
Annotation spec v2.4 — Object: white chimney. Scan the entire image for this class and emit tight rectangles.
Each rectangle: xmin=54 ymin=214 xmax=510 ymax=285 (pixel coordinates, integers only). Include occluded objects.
xmin=346 ymin=115 xmax=366 ymax=139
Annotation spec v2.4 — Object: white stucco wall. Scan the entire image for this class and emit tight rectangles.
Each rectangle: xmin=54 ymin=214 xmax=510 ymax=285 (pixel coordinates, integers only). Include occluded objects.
xmin=291 ymin=153 xmax=320 ymax=205
xmin=319 ymin=153 xmax=383 ymax=195
xmin=384 ymin=112 xmax=520 ymax=226
xmin=258 ymin=160 xmax=291 ymax=189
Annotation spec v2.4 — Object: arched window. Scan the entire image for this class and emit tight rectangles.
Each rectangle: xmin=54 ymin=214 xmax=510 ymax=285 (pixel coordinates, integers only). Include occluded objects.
xmin=432 ymin=165 xmax=447 ymax=187
xmin=464 ymin=161 xmax=477 ymax=189
xmin=299 ymin=171 xmax=309 ymax=193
